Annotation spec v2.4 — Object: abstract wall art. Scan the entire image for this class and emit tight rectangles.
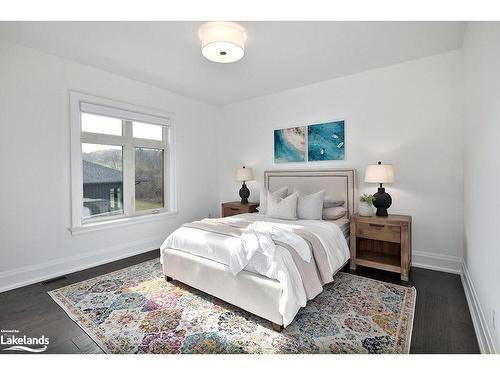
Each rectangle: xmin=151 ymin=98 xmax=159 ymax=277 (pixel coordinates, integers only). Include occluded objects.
xmin=274 ymin=126 xmax=306 ymax=163
xmin=307 ymin=120 xmax=345 ymax=161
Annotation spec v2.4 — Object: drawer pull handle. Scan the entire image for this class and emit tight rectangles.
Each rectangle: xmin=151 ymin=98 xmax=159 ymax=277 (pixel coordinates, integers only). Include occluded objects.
xmin=369 ymin=223 xmax=385 ymax=228
xmin=229 ymin=207 xmax=239 ymax=211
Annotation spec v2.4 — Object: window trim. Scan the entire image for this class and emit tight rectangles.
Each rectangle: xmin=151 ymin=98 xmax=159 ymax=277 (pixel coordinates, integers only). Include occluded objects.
xmin=69 ymin=91 xmax=177 ymax=234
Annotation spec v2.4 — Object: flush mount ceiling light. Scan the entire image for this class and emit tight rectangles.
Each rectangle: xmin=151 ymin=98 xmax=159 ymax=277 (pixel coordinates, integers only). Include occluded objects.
xmin=198 ymin=22 xmax=247 ymax=63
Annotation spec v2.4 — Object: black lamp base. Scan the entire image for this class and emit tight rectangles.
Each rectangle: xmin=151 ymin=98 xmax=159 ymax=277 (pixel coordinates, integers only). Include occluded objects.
xmin=373 ymin=186 xmax=392 ymax=217
xmin=239 ymin=182 xmax=250 ymax=204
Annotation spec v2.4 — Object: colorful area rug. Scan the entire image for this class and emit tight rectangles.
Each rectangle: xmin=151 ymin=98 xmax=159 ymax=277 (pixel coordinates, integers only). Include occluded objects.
xmin=48 ymin=259 xmax=416 ymax=354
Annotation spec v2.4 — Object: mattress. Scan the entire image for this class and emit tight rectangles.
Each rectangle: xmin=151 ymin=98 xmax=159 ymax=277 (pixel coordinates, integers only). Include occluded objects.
xmin=162 ymin=213 xmax=350 ymax=272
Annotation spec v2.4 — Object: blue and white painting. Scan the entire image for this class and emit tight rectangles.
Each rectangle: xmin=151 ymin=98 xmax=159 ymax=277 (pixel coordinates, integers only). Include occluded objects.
xmin=307 ymin=121 xmax=345 ymax=161
xmin=274 ymin=126 xmax=306 ymax=163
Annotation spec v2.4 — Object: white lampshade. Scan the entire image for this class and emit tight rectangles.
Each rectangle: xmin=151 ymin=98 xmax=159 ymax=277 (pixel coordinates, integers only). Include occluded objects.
xmin=365 ymin=162 xmax=395 ymax=184
xmin=235 ymin=167 xmax=254 ymax=182
xmin=199 ymin=22 xmax=247 ymax=63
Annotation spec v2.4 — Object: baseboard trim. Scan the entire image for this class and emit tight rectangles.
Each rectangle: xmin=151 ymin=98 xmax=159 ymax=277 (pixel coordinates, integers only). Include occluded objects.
xmin=0 ymin=236 xmax=165 ymax=293
xmin=412 ymin=250 xmax=462 ymax=274
xmin=461 ymin=260 xmax=496 ymax=354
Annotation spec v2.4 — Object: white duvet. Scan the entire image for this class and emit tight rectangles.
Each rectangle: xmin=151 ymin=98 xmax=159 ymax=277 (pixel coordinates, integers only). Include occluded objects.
xmin=160 ymin=213 xmax=350 ymax=326
xmin=232 ymin=220 xmax=312 ymax=274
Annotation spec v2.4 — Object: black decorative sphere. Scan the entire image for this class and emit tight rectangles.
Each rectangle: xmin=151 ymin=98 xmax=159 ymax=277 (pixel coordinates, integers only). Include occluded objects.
xmin=239 ymin=182 xmax=250 ymax=204
xmin=373 ymin=187 xmax=392 ymax=217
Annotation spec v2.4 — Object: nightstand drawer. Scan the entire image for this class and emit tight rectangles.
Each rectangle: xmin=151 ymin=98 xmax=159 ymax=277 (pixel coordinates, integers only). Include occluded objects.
xmin=356 ymin=222 xmax=401 ymax=243
xmin=221 ymin=202 xmax=258 ymax=217
xmin=223 ymin=206 xmax=246 ymax=216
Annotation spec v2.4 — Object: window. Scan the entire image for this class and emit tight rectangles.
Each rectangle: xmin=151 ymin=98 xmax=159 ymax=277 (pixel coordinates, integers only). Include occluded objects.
xmin=82 ymin=143 xmax=124 ymax=220
xmin=133 ymin=122 xmax=163 ymax=140
xmin=81 ymin=113 xmax=122 ymax=136
xmin=135 ymin=147 xmax=164 ymax=211
xmin=70 ymin=92 xmax=176 ymax=232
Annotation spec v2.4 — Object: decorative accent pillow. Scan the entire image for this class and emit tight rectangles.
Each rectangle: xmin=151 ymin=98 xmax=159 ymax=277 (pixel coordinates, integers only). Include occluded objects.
xmin=293 ymin=189 xmax=325 ymax=220
xmin=322 ymin=206 xmax=347 ymax=220
xmin=257 ymin=186 xmax=288 ymax=214
xmin=266 ymin=192 xmax=299 ymax=220
xmin=323 ymin=196 xmax=345 ymax=208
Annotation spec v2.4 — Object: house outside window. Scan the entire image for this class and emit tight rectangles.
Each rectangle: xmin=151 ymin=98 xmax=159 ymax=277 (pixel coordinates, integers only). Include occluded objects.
xmin=70 ymin=92 xmax=176 ymax=233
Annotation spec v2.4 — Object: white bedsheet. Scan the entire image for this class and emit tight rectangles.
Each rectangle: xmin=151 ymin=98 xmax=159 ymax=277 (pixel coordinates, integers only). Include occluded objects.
xmin=160 ymin=213 xmax=350 ymax=326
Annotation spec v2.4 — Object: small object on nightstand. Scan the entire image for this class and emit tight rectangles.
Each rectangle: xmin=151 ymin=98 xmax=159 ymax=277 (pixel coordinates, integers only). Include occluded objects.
xmin=235 ymin=166 xmax=254 ymax=204
xmin=364 ymin=161 xmax=395 ymax=217
xmin=221 ymin=201 xmax=259 ymax=217
xmin=350 ymin=213 xmax=412 ymax=281
xmin=358 ymin=193 xmax=376 ymax=217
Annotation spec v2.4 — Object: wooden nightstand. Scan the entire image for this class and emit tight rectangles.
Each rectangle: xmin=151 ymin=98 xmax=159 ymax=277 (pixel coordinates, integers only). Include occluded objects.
xmin=221 ymin=201 xmax=259 ymax=217
xmin=350 ymin=214 xmax=412 ymax=281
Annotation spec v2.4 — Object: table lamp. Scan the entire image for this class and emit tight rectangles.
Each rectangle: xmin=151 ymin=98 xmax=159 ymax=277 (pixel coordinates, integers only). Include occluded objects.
xmin=364 ymin=161 xmax=395 ymax=217
xmin=235 ymin=166 xmax=254 ymax=204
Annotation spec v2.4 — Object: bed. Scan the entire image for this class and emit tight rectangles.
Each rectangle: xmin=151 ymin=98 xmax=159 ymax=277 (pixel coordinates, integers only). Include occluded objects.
xmin=160 ymin=169 xmax=356 ymax=331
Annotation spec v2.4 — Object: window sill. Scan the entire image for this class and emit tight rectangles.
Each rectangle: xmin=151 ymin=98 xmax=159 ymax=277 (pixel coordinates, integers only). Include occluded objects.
xmin=69 ymin=210 xmax=178 ymax=236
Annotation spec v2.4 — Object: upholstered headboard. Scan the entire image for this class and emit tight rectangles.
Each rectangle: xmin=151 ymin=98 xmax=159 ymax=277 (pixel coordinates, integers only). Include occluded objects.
xmin=264 ymin=169 xmax=356 ymax=218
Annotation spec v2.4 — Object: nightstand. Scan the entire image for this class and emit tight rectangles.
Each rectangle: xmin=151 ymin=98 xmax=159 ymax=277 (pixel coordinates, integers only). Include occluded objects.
xmin=221 ymin=201 xmax=259 ymax=217
xmin=350 ymin=214 xmax=412 ymax=281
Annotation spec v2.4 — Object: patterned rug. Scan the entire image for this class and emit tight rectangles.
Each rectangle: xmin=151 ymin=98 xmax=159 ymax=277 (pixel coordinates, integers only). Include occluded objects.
xmin=48 ymin=258 xmax=416 ymax=354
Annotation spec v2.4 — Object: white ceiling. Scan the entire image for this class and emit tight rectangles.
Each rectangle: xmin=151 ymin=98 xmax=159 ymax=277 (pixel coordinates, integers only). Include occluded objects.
xmin=0 ymin=21 xmax=465 ymax=105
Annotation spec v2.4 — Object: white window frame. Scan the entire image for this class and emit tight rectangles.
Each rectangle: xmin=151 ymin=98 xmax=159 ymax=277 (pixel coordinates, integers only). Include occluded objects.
xmin=69 ymin=91 xmax=177 ymax=235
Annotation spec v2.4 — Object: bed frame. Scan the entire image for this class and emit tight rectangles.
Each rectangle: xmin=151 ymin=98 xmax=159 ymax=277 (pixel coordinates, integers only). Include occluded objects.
xmin=161 ymin=169 xmax=356 ymax=331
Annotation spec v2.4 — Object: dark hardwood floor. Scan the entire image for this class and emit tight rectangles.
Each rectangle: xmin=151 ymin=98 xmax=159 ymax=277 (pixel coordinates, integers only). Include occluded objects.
xmin=343 ymin=265 xmax=480 ymax=353
xmin=0 ymin=250 xmax=479 ymax=354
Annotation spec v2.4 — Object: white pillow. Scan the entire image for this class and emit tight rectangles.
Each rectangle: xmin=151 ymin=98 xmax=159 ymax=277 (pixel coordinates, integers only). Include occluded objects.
xmin=293 ymin=189 xmax=325 ymax=220
xmin=322 ymin=206 xmax=347 ymax=220
xmin=266 ymin=192 xmax=299 ymax=220
xmin=323 ymin=196 xmax=345 ymax=208
xmin=258 ymin=186 xmax=288 ymax=214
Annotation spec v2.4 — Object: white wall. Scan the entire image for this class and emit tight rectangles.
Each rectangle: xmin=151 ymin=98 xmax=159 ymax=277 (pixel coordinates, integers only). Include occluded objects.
xmin=217 ymin=50 xmax=464 ymax=272
xmin=0 ymin=40 xmax=220 ymax=291
xmin=462 ymin=22 xmax=500 ymax=353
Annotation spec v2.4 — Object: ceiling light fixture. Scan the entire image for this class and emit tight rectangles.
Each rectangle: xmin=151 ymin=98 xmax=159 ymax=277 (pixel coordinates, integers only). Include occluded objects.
xmin=198 ymin=22 xmax=247 ymax=63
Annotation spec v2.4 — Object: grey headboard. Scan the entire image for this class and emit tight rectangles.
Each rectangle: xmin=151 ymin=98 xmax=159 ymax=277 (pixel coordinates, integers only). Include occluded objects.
xmin=264 ymin=169 xmax=356 ymax=218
